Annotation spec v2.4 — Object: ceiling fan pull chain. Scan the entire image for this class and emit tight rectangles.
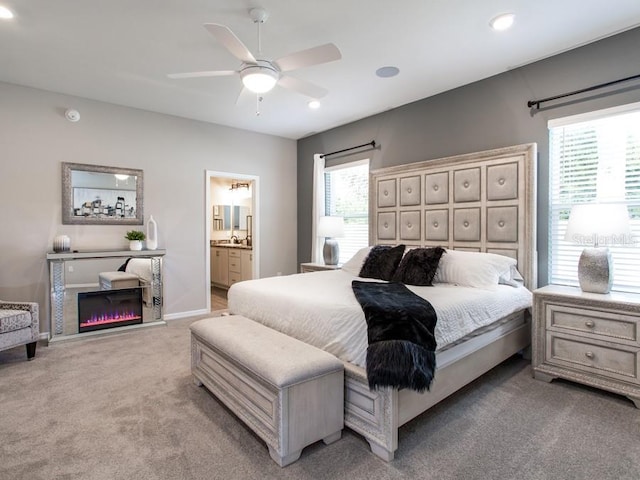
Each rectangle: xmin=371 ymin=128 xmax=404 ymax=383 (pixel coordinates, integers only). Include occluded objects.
xmin=256 ymin=95 xmax=263 ymax=116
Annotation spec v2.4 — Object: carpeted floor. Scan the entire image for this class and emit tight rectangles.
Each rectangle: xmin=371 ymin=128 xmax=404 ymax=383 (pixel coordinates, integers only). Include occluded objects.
xmin=1 ymin=316 xmax=639 ymax=480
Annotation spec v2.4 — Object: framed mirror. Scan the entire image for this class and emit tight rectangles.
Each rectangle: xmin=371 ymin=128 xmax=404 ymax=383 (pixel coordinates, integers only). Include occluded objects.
xmin=62 ymin=162 xmax=144 ymax=225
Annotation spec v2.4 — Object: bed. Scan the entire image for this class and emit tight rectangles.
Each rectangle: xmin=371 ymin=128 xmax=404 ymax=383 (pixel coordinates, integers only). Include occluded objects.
xmin=228 ymin=143 xmax=537 ymax=461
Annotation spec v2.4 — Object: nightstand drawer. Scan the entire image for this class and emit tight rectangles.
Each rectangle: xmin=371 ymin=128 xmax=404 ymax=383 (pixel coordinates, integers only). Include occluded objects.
xmin=547 ymin=304 xmax=638 ymax=344
xmin=546 ymin=332 xmax=640 ymax=384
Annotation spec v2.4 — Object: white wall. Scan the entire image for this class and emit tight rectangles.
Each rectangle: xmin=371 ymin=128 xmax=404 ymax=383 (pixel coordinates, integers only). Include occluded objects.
xmin=0 ymin=82 xmax=297 ymax=330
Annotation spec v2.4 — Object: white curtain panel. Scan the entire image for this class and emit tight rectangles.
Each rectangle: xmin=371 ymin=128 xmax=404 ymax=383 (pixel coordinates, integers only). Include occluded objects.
xmin=311 ymin=154 xmax=326 ymax=264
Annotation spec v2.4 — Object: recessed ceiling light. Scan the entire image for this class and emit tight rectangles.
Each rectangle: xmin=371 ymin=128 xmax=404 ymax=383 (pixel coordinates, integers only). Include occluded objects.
xmin=0 ymin=6 xmax=14 ymax=19
xmin=490 ymin=13 xmax=515 ymax=31
xmin=376 ymin=66 xmax=400 ymax=78
xmin=308 ymin=100 xmax=321 ymax=109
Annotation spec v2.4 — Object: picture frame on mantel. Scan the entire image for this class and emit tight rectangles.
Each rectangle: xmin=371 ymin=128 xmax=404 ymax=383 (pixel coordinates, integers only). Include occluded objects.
xmin=62 ymin=162 xmax=144 ymax=225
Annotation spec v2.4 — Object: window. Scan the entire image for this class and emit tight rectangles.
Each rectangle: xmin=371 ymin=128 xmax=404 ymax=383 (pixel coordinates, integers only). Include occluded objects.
xmin=324 ymin=160 xmax=369 ymax=264
xmin=548 ymin=103 xmax=640 ymax=293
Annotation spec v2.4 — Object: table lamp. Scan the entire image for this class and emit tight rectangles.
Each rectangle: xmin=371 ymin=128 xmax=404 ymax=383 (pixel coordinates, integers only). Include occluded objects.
xmin=564 ymin=203 xmax=631 ymax=294
xmin=318 ymin=216 xmax=344 ymax=265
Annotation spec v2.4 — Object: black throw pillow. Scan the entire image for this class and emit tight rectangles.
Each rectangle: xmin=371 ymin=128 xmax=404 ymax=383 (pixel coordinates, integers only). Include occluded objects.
xmin=392 ymin=247 xmax=446 ymax=286
xmin=359 ymin=244 xmax=406 ymax=281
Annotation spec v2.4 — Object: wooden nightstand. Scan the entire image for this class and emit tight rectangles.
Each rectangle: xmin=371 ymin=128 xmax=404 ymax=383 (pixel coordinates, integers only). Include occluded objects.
xmin=532 ymin=285 xmax=640 ymax=408
xmin=299 ymin=262 xmax=342 ymax=273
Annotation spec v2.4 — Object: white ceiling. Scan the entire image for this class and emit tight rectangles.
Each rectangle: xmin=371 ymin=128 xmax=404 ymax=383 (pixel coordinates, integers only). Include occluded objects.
xmin=2 ymin=1 xmax=640 ymax=140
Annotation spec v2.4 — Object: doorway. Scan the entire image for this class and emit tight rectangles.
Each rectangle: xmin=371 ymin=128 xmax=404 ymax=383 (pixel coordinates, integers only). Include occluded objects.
xmin=205 ymin=170 xmax=259 ymax=313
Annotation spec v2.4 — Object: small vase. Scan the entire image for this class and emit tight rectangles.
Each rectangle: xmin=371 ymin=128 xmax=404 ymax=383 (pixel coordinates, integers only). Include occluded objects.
xmin=53 ymin=235 xmax=71 ymax=252
xmin=129 ymin=240 xmax=143 ymax=251
xmin=146 ymin=215 xmax=158 ymax=250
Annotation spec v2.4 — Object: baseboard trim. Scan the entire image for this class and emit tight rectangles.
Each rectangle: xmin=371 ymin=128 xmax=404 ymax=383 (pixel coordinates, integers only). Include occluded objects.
xmin=163 ymin=309 xmax=209 ymax=321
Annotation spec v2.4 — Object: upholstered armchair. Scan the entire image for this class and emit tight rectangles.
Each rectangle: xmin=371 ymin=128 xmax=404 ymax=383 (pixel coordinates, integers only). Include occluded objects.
xmin=0 ymin=300 xmax=39 ymax=360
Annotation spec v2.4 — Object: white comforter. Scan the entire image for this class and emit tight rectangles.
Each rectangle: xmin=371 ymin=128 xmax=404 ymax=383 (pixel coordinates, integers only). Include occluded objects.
xmin=227 ymin=270 xmax=532 ymax=368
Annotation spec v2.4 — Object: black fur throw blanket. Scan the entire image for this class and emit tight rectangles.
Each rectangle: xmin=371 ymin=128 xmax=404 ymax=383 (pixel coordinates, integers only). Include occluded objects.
xmin=352 ymin=280 xmax=438 ymax=392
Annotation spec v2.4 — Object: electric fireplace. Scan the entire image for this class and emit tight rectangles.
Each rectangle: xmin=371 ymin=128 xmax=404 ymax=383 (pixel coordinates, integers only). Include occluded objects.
xmin=78 ymin=288 xmax=143 ymax=333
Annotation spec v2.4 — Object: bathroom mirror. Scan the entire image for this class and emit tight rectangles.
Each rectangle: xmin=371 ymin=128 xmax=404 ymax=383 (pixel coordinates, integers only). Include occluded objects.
xmin=212 ymin=205 xmax=231 ymax=231
xmin=213 ymin=205 xmax=251 ymax=230
xmin=62 ymin=162 xmax=144 ymax=225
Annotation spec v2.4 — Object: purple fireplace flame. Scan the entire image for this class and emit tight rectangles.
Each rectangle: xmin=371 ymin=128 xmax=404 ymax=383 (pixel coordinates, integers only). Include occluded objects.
xmin=78 ymin=288 xmax=143 ymax=333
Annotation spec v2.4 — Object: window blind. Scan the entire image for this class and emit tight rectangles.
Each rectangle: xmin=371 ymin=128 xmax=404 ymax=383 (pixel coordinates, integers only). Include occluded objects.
xmin=324 ymin=160 xmax=369 ymax=264
xmin=549 ymin=105 xmax=640 ymax=293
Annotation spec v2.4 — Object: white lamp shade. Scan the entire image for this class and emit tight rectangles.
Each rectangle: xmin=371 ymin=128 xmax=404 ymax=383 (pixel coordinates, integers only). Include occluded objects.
xmin=564 ymin=203 xmax=631 ymax=246
xmin=317 ymin=216 xmax=344 ymax=238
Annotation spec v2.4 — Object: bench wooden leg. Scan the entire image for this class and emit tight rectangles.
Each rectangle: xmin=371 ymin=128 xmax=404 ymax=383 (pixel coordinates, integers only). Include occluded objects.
xmin=368 ymin=440 xmax=395 ymax=462
xmin=26 ymin=341 xmax=37 ymax=360
xmin=322 ymin=430 xmax=342 ymax=445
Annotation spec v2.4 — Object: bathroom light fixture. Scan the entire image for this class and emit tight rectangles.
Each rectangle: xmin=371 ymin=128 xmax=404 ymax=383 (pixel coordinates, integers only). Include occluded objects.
xmin=230 ymin=181 xmax=251 ymax=199
xmin=0 ymin=6 xmax=14 ymax=19
xmin=230 ymin=182 xmax=250 ymax=191
xmin=240 ymin=62 xmax=279 ymax=94
xmin=490 ymin=13 xmax=515 ymax=31
xmin=308 ymin=100 xmax=321 ymax=109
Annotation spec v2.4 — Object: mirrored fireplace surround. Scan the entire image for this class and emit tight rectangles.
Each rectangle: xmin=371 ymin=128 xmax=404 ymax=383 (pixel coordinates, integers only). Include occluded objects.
xmin=46 ymin=249 xmax=166 ymax=342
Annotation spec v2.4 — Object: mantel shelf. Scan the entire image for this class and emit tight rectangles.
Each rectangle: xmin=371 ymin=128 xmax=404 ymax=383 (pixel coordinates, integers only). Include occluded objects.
xmin=47 ymin=249 xmax=166 ymax=260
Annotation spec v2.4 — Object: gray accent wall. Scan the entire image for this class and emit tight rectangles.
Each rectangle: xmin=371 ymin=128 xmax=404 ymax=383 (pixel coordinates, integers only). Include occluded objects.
xmin=0 ymin=82 xmax=297 ymax=329
xmin=297 ymin=27 xmax=640 ymax=287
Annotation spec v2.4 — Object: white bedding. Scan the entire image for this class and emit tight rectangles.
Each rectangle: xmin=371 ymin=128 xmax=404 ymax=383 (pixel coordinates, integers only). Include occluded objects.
xmin=227 ymin=270 xmax=532 ymax=368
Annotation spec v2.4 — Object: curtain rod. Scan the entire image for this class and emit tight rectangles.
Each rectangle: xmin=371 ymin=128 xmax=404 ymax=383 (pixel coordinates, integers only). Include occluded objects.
xmin=527 ymin=73 xmax=640 ymax=110
xmin=320 ymin=140 xmax=376 ymax=159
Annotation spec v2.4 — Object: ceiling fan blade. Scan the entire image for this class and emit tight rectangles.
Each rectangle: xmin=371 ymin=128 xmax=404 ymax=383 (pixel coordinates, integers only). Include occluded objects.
xmin=204 ymin=23 xmax=256 ymax=64
xmin=274 ymin=43 xmax=341 ymax=72
xmin=278 ymin=75 xmax=328 ymax=99
xmin=167 ymin=70 xmax=237 ymax=79
xmin=235 ymin=86 xmax=253 ymax=105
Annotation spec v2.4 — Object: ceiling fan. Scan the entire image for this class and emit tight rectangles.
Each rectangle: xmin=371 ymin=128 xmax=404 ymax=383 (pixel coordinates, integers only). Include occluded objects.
xmin=168 ymin=8 xmax=341 ymax=101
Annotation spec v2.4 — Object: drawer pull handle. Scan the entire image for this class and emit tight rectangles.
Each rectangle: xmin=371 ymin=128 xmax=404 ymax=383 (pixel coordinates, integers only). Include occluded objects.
xmin=585 ymin=351 xmax=595 ymax=359
xmin=585 ymin=321 xmax=595 ymax=328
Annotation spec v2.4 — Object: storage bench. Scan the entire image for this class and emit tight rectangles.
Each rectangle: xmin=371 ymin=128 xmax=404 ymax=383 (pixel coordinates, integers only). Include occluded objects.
xmin=190 ymin=315 xmax=344 ymax=466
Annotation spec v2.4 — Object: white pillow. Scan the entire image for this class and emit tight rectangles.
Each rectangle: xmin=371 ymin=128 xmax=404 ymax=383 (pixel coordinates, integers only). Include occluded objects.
xmin=499 ymin=264 xmax=525 ymax=287
xmin=341 ymin=246 xmax=373 ymax=276
xmin=433 ymin=249 xmax=517 ymax=288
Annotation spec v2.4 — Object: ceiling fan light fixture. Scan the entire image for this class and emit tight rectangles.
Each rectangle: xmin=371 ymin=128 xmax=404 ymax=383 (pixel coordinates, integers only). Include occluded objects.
xmin=241 ymin=64 xmax=279 ymax=93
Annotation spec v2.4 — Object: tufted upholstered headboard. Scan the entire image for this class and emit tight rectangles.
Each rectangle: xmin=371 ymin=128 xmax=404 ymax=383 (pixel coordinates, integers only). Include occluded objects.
xmin=370 ymin=143 xmax=537 ymax=289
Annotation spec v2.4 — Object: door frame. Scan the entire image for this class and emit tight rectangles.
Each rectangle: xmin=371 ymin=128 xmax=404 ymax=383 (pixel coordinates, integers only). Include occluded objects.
xmin=205 ymin=170 xmax=260 ymax=312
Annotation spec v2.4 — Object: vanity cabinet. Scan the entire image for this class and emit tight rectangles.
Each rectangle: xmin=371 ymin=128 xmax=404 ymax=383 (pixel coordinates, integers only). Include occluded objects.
xmin=211 ymin=247 xmax=229 ymax=287
xmin=228 ymin=250 xmax=242 ymax=286
xmin=211 ymin=247 xmax=253 ymax=288
xmin=241 ymin=250 xmax=253 ymax=281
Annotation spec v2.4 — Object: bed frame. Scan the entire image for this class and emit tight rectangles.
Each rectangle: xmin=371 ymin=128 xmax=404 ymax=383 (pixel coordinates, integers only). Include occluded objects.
xmin=344 ymin=143 xmax=537 ymax=461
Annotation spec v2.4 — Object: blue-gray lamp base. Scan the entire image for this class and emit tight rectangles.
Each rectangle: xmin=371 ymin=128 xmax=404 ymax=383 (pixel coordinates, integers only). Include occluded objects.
xmin=323 ymin=238 xmax=339 ymax=266
xmin=578 ymin=247 xmax=613 ymax=294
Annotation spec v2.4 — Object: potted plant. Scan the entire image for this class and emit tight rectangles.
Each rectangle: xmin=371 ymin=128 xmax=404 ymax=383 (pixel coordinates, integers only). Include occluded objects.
xmin=125 ymin=230 xmax=146 ymax=251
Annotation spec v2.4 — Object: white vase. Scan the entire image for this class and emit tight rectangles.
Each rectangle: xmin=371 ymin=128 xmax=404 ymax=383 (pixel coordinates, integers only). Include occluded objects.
xmin=146 ymin=215 xmax=158 ymax=250
xmin=129 ymin=240 xmax=143 ymax=251
xmin=53 ymin=235 xmax=71 ymax=252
